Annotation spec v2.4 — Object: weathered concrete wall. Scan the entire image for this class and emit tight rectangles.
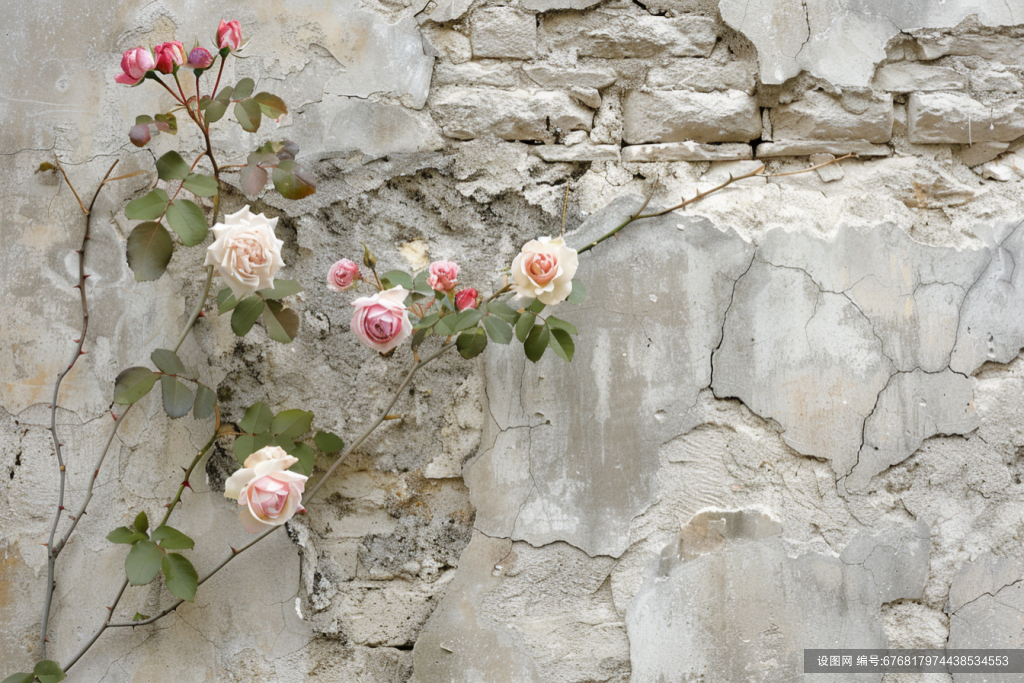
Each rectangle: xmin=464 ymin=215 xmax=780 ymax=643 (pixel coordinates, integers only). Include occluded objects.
xmin=4 ymin=0 xmax=1024 ymax=681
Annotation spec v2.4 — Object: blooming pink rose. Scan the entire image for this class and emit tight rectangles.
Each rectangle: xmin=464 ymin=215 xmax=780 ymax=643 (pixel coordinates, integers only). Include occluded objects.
xmin=187 ymin=46 xmax=214 ymax=69
xmin=153 ymin=41 xmax=186 ymax=74
xmin=115 ymin=47 xmax=155 ymax=85
xmin=224 ymin=446 xmax=308 ymax=533
xmin=217 ymin=19 xmax=243 ymax=52
xmin=427 ymin=261 xmax=459 ymax=293
xmin=455 ymin=288 xmax=479 ymax=311
xmin=351 ymin=287 xmax=412 ymax=353
xmin=510 ymin=236 xmax=579 ymax=306
xmin=327 ymin=258 xmax=360 ymax=292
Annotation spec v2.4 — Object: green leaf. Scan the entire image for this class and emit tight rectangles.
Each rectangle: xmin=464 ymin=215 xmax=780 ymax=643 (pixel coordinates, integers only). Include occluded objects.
xmin=272 ymin=160 xmax=316 ymax=200
xmin=215 ymin=85 xmax=234 ymax=102
xmin=413 ymin=312 xmax=440 ymax=330
xmin=33 ymin=661 xmax=66 ymax=683
xmin=151 ymin=525 xmax=194 ymax=550
xmin=253 ymin=91 xmax=288 ymax=118
xmin=260 ymin=279 xmax=303 ymax=300
xmin=526 ymin=299 xmax=546 ymax=314
xmin=166 ymin=199 xmax=208 ymax=246
xmin=456 ymin=327 xmax=488 ymax=359
xmin=155 ymin=151 xmax=190 ymax=181
xmin=113 ymin=367 xmax=158 ymax=404
xmin=548 ymin=327 xmax=575 ymax=362
xmin=381 ymin=270 xmax=414 ymax=290
xmin=106 ymin=526 xmax=147 ymax=544
xmin=125 ymin=540 xmax=164 ymax=586
xmin=288 ymin=442 xmax=315 ymax=476
xmin=135 ymin=115 xmax=154 ymax=125
xmin=162 ymin=553 xmax=199 ymax=602
xmin=413 ymin=269 xmax=433 ymax=294
xmin=452 ymin=308 xmax=485 ymax=333
xmin=233 ymin=77 xmax=255 ymax=99
xmin=546 ymin=316 xmax=578 ymax=336
xmin=314 ymin=430 xmax=344 ymax=453
xmin=411 ymin=327 xmax=429 ymax=349
xmin=483 ymin=315 xmax=514 ymax=344
xmin=182 ymin=173 xmax=218 ymax=197
xmin=126 ymin=221 xmax=173 ymax=282
xmin=124 ymin=188 xmax=170 ymax=221
xmin=239 ymin=402 xmax=273 ymax=434
xmin=160 ymin=375 xmax=194 ymax=419
xmin=515 ymin=311 xmax=536 ymax=343
xmin=234 ymin=432 xmax=272 ymax=463
xmin=566 ymin=278 xmax=587 ymax=304
xmin=240 ymin=163 xmax=268 ymax=196
xmin=263 ymin=300 xmax=299 ymax=344
xmin=486 ymin=300 xmax=520 ymax=324
xmin=434 ymin=313 xmax=458 ymax=338
xmin=150 ymin=348 xmax=187 ymax=376
xmin=193 ymin=383 xmax=216 ymax=420
xmin=234 ymin=98 xmax=262 ymax=132
xmin=154 ymin=112 xmax=177 ymax=134
xmin=272 ymin=409 xmax=313 ymax=439
xmin=231 ymin=296 xmax=265 ymax=336
xmin=217 ymin=287 xmax=239 ymax=313
xmin=134 ymin=511 xmax=149 ymax=534
xmin=204 ymin=99 xmax=228 ymax=124
xmin=133 ymin=612 xmax=150 ymax=622
xmin=524 ymin=323 xmax=549 ymax=363
xmin=2 ymin=673 xmax=35 ymax=683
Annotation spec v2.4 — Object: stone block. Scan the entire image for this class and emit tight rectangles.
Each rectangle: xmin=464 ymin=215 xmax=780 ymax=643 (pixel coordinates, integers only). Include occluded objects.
xmin=646 ymin=59 xmax=757 ymax=94
xmin=872 ymin=62 xmax=966 ymax=92
xmin=768 ymin=90 xmax=894 ymax=143
xmin=971 ymin=68 xmax=1023 ymax=93
xmin=908 ymin=92 xmax=1024 ymax=144
xmin=530 ymin=143 xmax=621 ymax=162
xmin=621 ymin=141 xmax=753 ymax=162
xmin=540 ymin=11 xmax=717 ymax=58
xmin=433 ymin=60 xmax=517 ymax=88
xmin=810 ymin=153 xmax=844 ymax=182
xmin=432 ymin=87 xmax=593 ymax=142
xmin=522 ymin=0 xmax=602 ymax=10
xmin=470 ymin=8 xmax=537 ymax=59
xmin=958 ymin=141 xmax=1010 ymax=167
xmin=622 ymin=90 xmax=761 ymax=144
xmin=755 ymin=140 xmax=891 ymax=157
xmin=569 ymin=85 xmax=601 ymax=109
xmin=914 ymin=33 xmax=1024 ymax=63
xmin=523 ymin=63 xmax=618 ymax=90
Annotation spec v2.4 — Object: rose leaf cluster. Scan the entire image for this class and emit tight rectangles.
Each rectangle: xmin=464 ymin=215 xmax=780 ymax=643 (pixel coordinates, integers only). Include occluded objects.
xmin=113 ymin=347 xmax=217 ymax=420
xmin=231 ymin=401 xmax=343 ymax=479
xmin=106 ymin=511 xmax=199 ymax=602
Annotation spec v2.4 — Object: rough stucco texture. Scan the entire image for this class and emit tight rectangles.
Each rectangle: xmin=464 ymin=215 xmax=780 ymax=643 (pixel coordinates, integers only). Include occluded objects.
xmin=6 ymin=0 xmax=1024 ymax=681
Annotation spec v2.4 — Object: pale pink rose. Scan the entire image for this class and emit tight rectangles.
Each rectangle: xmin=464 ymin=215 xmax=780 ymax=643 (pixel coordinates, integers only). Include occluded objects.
xmin=327 ymin=259 xmax=360 ymax=292
xmin=351 ymin=287 xmax=412 ymax=353
xmin=455 ymin=288 xmax=479 ymax=312
xmin=153 ymin=41 xmax=186 ymax=74
xmin=204 ymin=206 xmax=285 ymax=300
xmin=217 ymin=19 xmax=243 ymax=52
xmin=510 ymin=236 xmax=579 ymax=306
xmin=115 ymin=47 xmax=155 ymax=85
xmin=224 ymin=446 xmax=308 ymax=533
xmin=187 ymin=46 xmax=214 ymax=69
xmin=427 ymin=261 xmax=459 ymax=293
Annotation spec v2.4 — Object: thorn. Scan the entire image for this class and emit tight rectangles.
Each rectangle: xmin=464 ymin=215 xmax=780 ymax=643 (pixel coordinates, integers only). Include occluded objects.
xmin=181 ymin=466 xmax=189 ymax=473
xmin=40 ymin=543 xmax=48 ymax=546
xmin=230 ymin=546 xmax=239 ymax=554
xmin=75 ymin=249 xmax=84 ymax=254
xmin=58 ymin=505 xmax=65 ymax=511
xmin=73 ymin=338 xmax=80 ymax=343
xmin=182 ymin=480 xmax=193 ymax=490
xmin=106 ymin=605 xmax=114 ymax=611
xmin=72 ymin=284 xmax=81 ymax=289
xmin=198 ymin=309 xmax=206 ymax=318
xmin=83 ymin=274 xmax=91 ymax=279
xmin=79 ymin=350 xmax=87 ymax=355
xmin=111 ymin=411 xmax=118 ymax=420
xmin=94 ymin=469 xmax=100 ymax=478
xmin=45 ymin=636 xmax=50 ymax=643
xmin=69 ymin=515 xmax=76 ymax=521
xmin=163 ymin=503 xmax=171 ymax=508
xmin=84 ymin=235 xmax=91 ymax=240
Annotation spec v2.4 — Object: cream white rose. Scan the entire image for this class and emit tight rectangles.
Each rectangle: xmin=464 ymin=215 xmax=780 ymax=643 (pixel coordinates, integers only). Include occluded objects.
xmin=204 ymin=206 xmax=285 ymax=300
xmin=510 ymin=236 xmax=579 ymax=306
xmin=224 ymin=446 xmax=308 ymax=533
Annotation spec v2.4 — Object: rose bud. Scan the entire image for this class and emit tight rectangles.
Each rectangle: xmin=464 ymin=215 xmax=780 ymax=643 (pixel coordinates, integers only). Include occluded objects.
xmin=114 ymin=46 xmax=155 ymax=85
xmin=351 ymin=287 xmax=412 ymax=353
xmin=217 ymin=19 xmax=243 ymax=52
xmin=511 ymin=236 xmax=579 ymax=306
xmin=224 ymin=446 xmax=308 ymax=533
xmin=427 ymin=260 xmax=459 ymax=293
xmin=153 ymin=41 xmax=186 ymax=74
xmin=327 ymin=258 xmax=361 ymax=292
xmin=204 ymin=206 xmax=285 ymax=300
xmin=187 ymin=46 xmax=214 ymax=69
xmin=455 ymin=288 xmax=479 ymax=312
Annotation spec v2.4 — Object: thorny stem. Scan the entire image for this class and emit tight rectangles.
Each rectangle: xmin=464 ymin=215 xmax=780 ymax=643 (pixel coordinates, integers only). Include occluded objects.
xmin=39 ymin=160 xmax=119 ymax=657
xmin=578 ymin=153 xmax=855 ymax=254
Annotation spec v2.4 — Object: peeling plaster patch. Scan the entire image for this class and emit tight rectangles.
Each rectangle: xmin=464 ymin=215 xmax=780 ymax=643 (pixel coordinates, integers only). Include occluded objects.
xmin=324 ymin=98 xmax=443 ymax=157
xmin=948 ymin=554 xmax=1024 ymax=673
xmin=626 ymin=509 xmax=929 ymax=682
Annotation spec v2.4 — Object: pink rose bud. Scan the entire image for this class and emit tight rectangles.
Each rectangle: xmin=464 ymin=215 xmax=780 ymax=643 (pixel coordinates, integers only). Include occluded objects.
xmin=327 ymin=258 xmax=361 ymax=292
xmin=455 ymin=288 xmax=479 ymax=311
xmin=115 ymin=46 xmax=155 ymax=85
xmin=187 ymin=46 xmax=214 ymax=69
xmin=351 ymin=287 xmax=412 ymax=353
xmin=217 ymin=19 xmax=243 ymax=52
xmin=427 ymin=260 xmax=459 ymax=293
xmin=153 ymin=41 xmax=186 ymax=74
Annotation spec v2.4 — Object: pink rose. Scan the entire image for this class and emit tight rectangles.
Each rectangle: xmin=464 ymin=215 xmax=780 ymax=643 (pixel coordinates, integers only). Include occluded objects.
xmin=510 ymin=236 xmax=579 ymax=306
xmin=115 ymin=46 xmax=155 ymax=85
xmin=217 ymin=19 xmax=243 ymax=52
xmin=224 ymin=446 xmax=308 ymax=533
xmin=153 ymin=41 xmax=186 ymax=74
xmin=327 ymin=258 xmax=360 ymax=292
xmin=455 ymin=288 xmax=479 ymax=312
xmin=351 ymin=287 xmax=412 ymax=353
xmin=187 ymin=46 xmax=214 ymax=69
xmin=427 ymin=261 xmax=459 ymax=293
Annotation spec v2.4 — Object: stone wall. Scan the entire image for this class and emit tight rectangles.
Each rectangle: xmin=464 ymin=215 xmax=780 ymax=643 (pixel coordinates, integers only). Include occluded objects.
xmin=4 ymin=0 xmax=1024 ymax=681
